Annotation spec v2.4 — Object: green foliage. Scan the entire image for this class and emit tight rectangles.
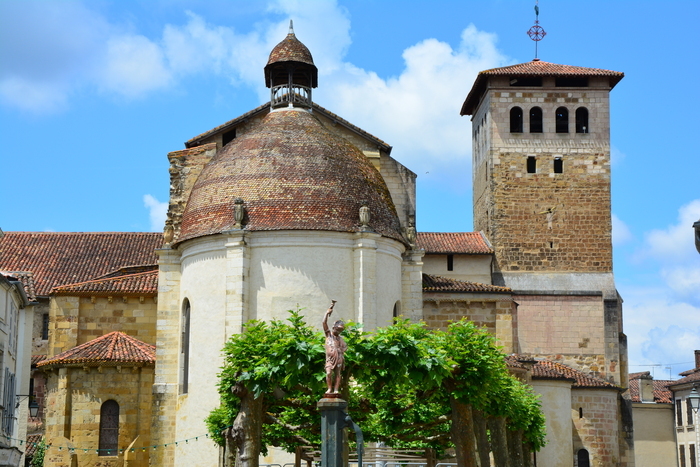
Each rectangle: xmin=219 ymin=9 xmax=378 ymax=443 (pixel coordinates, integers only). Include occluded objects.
xmin=207 ymin=313 xmax=547 ymax=456
xmin=30 ymin=437 xmax=46 ymax=467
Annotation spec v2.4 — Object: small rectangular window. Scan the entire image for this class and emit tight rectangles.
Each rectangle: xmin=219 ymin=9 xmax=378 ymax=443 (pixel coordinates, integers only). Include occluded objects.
xmin=42 ymin=314 xmax=49 ymax=340
xmin=447 ymin=255 xmax=454 ymax=271
xmin=222 ymin=128 xmax=237 ymax=146
xmin=691 ymin=445 xmax=697 ymax=467
xmin=688 ymin=399 xmax=695 ymax=426
xmin=554 ymin=157 xmax=563 ymax=174
xmin=680 ymin=445 xmax=687 ymax=467
xmin=509 ymin=77 xmax=542 ymax=87
xmin=555 ymin=77 xmax=588 ymax=87
xmin=527 ymin=156 xmax=536 ymax=174
xmin=678 ymin=399 xmax=684 ymax=426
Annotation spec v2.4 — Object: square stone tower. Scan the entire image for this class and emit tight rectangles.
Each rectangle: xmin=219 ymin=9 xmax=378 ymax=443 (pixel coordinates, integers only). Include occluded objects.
xmin=461 ymin=60 xmax=628 ymax=385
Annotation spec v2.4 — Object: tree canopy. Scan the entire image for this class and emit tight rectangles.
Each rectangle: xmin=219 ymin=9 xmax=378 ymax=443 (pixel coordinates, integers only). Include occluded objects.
xmin=206 ymin=310 xmax=546 ymax=466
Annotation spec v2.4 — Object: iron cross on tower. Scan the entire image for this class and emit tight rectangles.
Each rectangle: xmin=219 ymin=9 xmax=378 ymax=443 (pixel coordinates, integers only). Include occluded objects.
xmin=527 ymin=1 xmax=547 ymax=59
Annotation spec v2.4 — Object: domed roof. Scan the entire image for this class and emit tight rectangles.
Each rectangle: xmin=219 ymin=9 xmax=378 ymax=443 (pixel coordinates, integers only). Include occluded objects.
xmin=177 ymin=110 xmax=404 ymax=245
xmin=266 ymin=23 xmax=315 ymax=68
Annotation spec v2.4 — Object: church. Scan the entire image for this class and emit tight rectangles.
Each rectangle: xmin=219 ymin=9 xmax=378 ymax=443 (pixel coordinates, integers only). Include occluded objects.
xmin=0 ymin=23 xmax=633 ymax=467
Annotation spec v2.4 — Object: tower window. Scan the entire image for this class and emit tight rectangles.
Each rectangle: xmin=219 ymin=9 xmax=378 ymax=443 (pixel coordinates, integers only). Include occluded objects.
xmin=578 ymin=407 xmax=583 ymax=418
xmin=576 ymin=107 xmax=589 ymax=133
xmin=555 ymin=77 xmax=588 ymax=87
xmin=529 ymin=107 xmax=543 ymax=133
xmin=509 ymin=76 xmax=542 ymax=87
xmin=527 ymin=156 xmax=536 ymax=174
xmin=180 ymin=299 xmax=191 ymax=395
xmin=577 ymin=449 xmax=590 ymax=467
xmin=447 ymin=255 xmax=454 ymax=271
xmin=222 ymin=128 xmax=237 ymax=146
xmin=42 ymin=313 xmax=49 ymax=340
xmin=510 ymin=107 xmax=523 ymax=133
xmin=554 ymin=157 xmax=563 ymax=173
xmin=556 ymin=107 xmax=569 ymax=133
xmin=99 ymin=400 xmax=119 ymax=456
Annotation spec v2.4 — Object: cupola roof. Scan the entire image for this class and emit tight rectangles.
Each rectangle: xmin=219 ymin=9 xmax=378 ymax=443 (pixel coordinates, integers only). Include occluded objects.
xmin=177 ymin=109 xmax=403 ymax=245
xmin=265 ymin=21 xmax=318 ymax=88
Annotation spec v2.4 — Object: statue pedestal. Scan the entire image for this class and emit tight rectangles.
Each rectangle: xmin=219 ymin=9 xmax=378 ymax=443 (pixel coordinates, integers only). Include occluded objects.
xmin=318 ymin=396 xmax=347 ymax=467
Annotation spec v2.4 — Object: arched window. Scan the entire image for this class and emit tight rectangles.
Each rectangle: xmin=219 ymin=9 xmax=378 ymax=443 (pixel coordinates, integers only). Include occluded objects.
xmin=576 ymin=107 xmax=589 ymax=133
xmin=510 ymin=107 xmax=523 ymax=133
xmin=99 ymin=400 xmax=119 ymax=456
xmin=180 ymin=299 xmax=191 ymax=394
xmin=529 ymin=107 xmax=543 ymax=133
xmin=393 ymin=301 xmax=401 ymax=319
xmin=556 ymin=107 xmax=569 ymax=133
xmin=576 ymin=448 xmax=590 ymax=467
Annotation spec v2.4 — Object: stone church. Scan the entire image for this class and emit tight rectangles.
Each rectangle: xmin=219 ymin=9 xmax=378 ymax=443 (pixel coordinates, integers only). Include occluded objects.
xmin=0 ymin=25 xmax=632 ymax=467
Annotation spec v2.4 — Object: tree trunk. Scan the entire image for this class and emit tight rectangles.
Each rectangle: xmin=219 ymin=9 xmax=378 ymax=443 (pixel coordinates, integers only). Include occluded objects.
xmin=225 ymin=388 xmax=264 ymax=467
xmin=488 ymin=416 xmax=509 ymax=467
xmin=506 ymin=429 xmax=524 ymax=467
xmin=448 ymin=395 xmax=481 ymax=467
xmin=472 ymin=409 xmax=491 ymax=467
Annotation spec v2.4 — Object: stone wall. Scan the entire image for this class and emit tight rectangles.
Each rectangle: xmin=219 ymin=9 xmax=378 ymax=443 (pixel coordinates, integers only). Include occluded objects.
xmin=43 ymin=365 xmax=154 ymax=467
xmin=571 ymin=389 xmax=622 ymax=466
xmin=49 ymin=295 xmax=157 ymax=357
xmin=422 ymin=294 xmax=516 ymax=353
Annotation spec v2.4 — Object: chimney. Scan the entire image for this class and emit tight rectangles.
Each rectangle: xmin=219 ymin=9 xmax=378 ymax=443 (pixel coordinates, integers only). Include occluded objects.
xmin=695 ymin=350 xmax=700 ymax=369
xmin=639 ymin=373 xmax=654 ymax=403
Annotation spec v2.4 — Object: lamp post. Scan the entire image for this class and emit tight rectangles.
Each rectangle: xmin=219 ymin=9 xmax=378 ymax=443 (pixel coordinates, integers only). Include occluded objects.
xmin=688 ymin=386 xmax=700 ymax=467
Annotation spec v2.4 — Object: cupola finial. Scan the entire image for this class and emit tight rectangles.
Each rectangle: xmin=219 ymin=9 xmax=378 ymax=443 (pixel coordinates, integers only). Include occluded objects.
xmin=289 ymin=20 xmax=294 ymax=35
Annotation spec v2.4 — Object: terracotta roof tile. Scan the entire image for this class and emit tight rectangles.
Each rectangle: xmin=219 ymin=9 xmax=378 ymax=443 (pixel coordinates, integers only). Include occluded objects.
xmin=532 ymin=360 xmax=619 ymax=389
xmin=185 ymin=103 xmax=392 ymax=155
xmin=177 ymin=109 xmax=404 ymax=245
xmin=625 ymin=372 xmax=673 ymax=404
xmin=0 ymin=270 xmax=37 ymax=301
xmin=416 ymin=232 xmax=493 ymax=254
xmin=25 ymin=434 xmax=42 ymax=458
xmin=0 ymin=232 xmax=161 ymax=296
xmin=38 ymin=331 xmax=155 ymax=368
xmin=31 ymin=355 xmax=46 ymax=367
xmin=461 ymin=60 xmax=624 ymax=116
xmin=669 ymin=370 xmax=700 ymax=388
xmin=422 ymin=274 xmax=510 ymax=293
xmin=52 ymin=269 xmax=158 ymax=296
xmin=266 ymin=29 xmax=315 ymax=68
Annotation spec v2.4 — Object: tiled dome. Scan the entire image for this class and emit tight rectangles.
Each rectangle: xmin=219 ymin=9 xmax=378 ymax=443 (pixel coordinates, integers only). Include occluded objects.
xmin=177 ymin=109 xmax=404 ymax=244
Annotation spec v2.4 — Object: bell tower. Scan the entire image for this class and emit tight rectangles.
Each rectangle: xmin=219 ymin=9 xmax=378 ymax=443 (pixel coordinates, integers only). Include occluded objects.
xmin=461 ymin=61 xmax=623 ymax=281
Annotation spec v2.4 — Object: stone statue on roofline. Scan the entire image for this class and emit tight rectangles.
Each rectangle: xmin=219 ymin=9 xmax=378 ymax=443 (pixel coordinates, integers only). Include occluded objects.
xmin=322 ymin=300 xmax=347 ymax=394
xmin=694 ymin=219 xmax=700 ymax=254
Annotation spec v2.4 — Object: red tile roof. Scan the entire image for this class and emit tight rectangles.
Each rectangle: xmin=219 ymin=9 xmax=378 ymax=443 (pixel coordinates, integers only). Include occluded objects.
xmin=0 ymin=270 xmax=37 ymax=301
xmin=38 ymin=331 xmax=155 ymax=368
xmin=267 ymin=28 xmax=316 ymax=68
xmin=51 ymin=269 xmax=158 ymax=296
xmin=0 ymin=232 xmax=161 ymax=296
xmin=461 ymin=60 xmax=624 ymax=116
xmin=177 ymin=109 xmax=404 ymax=245
xmin=668 ymin=369 xmax=700 ymax=388
xmin=416 ymin=232 xmax=493 ymax=254
xmin=422 ymin=274 xmax=510 ymax=293
xmin=25 ymin=434 xmax=42 ymax=459
xmin=31 ymin=355 xmax=46 ymax=367
xmin=625 ymin=372 xmax=673 ymax=404
xmin=532 ymin=360 xmax=619 ymax=389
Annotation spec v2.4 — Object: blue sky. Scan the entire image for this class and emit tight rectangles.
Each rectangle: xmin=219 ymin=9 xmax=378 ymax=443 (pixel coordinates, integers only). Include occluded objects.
xmin=1 ymin=0 xmax=698 ymax=379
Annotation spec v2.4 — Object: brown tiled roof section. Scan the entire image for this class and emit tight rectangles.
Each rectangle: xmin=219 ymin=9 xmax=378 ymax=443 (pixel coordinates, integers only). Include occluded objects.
xmin=461 ymin=60 xmax=624 ymax=115
xmin=0 ymin=232 xmax=161 ymax=296
xmin=38 ymin=331 xmax=155 ymax=368
xmin=625 ymin=372 xmax=673 ymax=404
xmin=267 ymin=30 xmax=315 ymax=68
xmin=177 ymin=110 xmax=404 ymax=245
xmin=0 ymin=270 xmax=37 ymax=301
xmin=532 ymin=360 xmax=619 ymax=389
xmin=185 ymin=103 xmax=391 ymax=154
xmin=52 ymin=269 xmax=157 ymax=296
xmin=416 ymin=232 xmax=493 ymax=254
xmin=25 ymin=434 xmax=42 ymax=459
xmin=669 ymin=369 xmax=700 ymax=387
xmin=422 ymin=274 xmax=511 ymax=294
xmin=31 ymin=355 xmax=46 ymax=367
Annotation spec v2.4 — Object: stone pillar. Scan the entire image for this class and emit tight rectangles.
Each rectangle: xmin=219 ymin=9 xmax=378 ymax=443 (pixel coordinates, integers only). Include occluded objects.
xmin=318 ymin=397 xmax=347 ymax=467
xmin=225 ymin=232 xmax=250 ymax=336
xmin=353 ymin=233 xmax=379 ymax=330
xmin=151 ymin=248 xmax=182 ymax=467
xmin=401 ymin=248 xmax=424 ymax=322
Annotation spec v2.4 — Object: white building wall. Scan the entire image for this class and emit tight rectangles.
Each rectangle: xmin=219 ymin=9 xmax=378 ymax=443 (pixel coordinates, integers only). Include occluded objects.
xmin=531 ymin=379 xmax=573 ymax=467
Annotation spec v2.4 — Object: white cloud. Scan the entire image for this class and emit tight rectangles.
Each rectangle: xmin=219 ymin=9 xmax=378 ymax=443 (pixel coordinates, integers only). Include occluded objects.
xmin=143 ymin=195 xmax=168 ymax=232
xmin=612 ymin=214 xmax=632 ymax=246
xmin=645 ymin=199 xmax=700 ymax=263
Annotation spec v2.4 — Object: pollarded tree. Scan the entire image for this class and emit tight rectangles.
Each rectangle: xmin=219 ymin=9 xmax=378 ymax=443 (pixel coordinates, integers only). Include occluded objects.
xmin=206 ymin=313 xmax=546 ymax=467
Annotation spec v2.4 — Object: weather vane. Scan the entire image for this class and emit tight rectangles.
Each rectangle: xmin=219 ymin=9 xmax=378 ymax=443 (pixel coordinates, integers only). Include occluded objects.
xmin=527 ymin=1 xmax=547 ymax=60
